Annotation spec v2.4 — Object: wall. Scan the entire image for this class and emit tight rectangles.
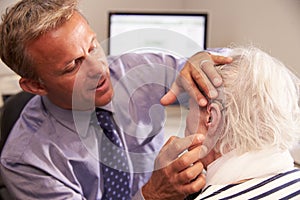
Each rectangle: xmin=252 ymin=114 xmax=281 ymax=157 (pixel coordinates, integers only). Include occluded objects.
xmin=79 ymin=0 xmax=300 ymax=74
xmin=79 ymin=0 xmax=184 ymax=44
xmin=183 ymin=0 xmax=300 ymax=75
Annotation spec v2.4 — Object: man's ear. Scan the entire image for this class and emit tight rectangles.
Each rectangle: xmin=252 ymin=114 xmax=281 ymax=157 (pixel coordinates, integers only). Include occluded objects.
xmin=206 ymin=102 xmax=222 ymax=136
xmin=19 ymin=77 xmax=47 ymax=96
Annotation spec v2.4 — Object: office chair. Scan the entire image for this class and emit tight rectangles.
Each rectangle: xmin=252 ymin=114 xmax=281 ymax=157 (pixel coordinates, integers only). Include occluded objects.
xmin=0 ymin=91 xmax=35 ymax=200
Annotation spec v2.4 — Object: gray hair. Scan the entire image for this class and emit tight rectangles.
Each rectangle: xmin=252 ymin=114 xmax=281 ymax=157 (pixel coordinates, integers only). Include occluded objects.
xmin=0 ymin=0 xmax=79 ymax=80
xmin=215 ymin=46 xmax=300 ymax=154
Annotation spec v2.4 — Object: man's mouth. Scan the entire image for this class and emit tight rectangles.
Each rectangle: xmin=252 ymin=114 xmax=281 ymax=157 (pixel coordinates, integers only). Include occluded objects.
xmin=96 ymin=78 xmax=106 ymax=89
xmin=94 ymin=76 xmax=110 ymax=93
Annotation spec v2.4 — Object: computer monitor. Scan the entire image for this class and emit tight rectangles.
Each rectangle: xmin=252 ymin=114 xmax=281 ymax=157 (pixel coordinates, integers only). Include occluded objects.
xmin=108 ymin=12 xmax=208 ymax=57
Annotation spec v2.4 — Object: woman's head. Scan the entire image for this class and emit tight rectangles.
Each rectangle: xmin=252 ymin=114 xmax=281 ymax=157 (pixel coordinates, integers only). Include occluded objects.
xmin=185 ymin=46 xmax=300 ymax=165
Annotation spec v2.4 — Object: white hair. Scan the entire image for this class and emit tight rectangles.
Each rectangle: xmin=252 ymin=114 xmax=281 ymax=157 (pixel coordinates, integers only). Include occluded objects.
xmin=215 ymin=46 xmax=300 ymax=155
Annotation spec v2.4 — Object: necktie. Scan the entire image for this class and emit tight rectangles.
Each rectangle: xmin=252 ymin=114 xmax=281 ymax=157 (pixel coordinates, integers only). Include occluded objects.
xmin=95 ymin=108 xmax=131 ymax=200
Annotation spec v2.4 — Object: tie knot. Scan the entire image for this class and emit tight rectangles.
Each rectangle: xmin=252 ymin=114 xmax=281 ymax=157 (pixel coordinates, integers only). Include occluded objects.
xmin=94 ymin=108 xmax=124 ymax=148
xmin=95 ymin=108 xmax=112 ymax=117
xmin=95 ymin=108 xmax=113 ymax=127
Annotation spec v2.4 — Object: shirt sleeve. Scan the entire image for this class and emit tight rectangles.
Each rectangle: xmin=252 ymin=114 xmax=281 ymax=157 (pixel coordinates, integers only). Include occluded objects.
xmin=205 ymin=47 xmax=232 ymax=56
xmin=0 ymin=162 xmax=85 ymax=200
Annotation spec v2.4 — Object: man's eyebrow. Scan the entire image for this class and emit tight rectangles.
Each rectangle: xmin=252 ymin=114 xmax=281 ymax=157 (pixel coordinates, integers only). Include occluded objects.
xmin=62 ymin=58 xmax=76 ymax=69
xmin=62 ymin=35 xmax=98 ymax=67
xmin=90 ymin=35 xmax=98 ymax=46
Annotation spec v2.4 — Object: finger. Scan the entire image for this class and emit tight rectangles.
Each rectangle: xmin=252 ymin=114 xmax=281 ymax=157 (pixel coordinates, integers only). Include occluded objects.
xmin=159 ymin=135 xmax=204 ymax=164
xmin=154 ymin=136 xmax=180 ymax=169
xmin=160 ymin=90 xmax=177 ymax=106
xmin=176 ymin=160 xmax=204 ymax=184
xmin=188 ymin=136 xmax=206 ymax=151
xmin=161 ymin=74 xmax=208 ymax=107
xmin=211 ymin=54 xmax=233 ymax=65
xmin=178 ymin=70 xmax=209 ymax=106
xmin=160 ymin=81 xmax=182 ymax=106
xmin=190 ymin=65 xmax=219 ymax=99
xmin=161 ymin=136 xmax=179 ymax=150
xmin=187 ymin=135 xmax=205 ymax=148
xmin=187 ymin=54 xmax=220 ymax=100
xmin=171 ymin=144 xmax=204 ymax=172
xmin=198 ymin=59 xmax=223 ymax=88
xmin=157 ymin=136 xmax=180 ymax=159
xmin=180 ymin=173 xmax=206 ymax=196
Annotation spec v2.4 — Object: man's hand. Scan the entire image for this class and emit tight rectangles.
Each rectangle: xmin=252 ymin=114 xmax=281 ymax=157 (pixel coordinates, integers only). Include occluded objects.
xmin=160 ymin=52 xmax=232 ymax=107
xmin=142 ymin=135 xmax=206 ymax=200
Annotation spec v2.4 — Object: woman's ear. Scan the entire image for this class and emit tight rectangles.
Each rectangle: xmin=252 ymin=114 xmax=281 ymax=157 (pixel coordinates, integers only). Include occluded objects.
xmin=19 ymin=77 xmax=47 ymax=96
xmin=206 ymin=102 xmax=222 ymax=136
xmin=199 ymin=102 xmax=223 ymax=160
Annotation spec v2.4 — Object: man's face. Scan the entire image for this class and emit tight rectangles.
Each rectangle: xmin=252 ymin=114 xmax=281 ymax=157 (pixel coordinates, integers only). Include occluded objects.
xmin=27 ymin=12 xmax=113 ymax=110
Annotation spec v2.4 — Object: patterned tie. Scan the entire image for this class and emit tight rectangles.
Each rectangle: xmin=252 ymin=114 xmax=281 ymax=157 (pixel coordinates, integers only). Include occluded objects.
xmin=95 ymin=108 xmax=131 ymax=200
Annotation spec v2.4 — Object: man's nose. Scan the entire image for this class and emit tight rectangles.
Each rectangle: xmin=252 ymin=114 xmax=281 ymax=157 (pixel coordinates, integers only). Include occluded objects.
xmin=85 ymin=55 xmax=106 ymax=79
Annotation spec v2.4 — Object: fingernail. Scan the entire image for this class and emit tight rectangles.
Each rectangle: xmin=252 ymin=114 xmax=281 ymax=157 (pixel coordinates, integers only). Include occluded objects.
xmin=199 ymin=98 xmax=207 ymax=106
xmin=213 ymin=77 xmax=222 ymax=85
xmin=210 ymin=90 xmax=218 ymax=98
xmin=196 ymin=134 xmax=205 ymax=141
xmin=199 ymin=145 xmax=208 ymax=159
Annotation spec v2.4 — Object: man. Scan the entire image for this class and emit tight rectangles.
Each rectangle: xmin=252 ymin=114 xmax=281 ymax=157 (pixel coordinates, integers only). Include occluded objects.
xmin=184 ymin=46 xmax=300 ymax=199
xmin=0 ymin=0 xmax=231 ymax=199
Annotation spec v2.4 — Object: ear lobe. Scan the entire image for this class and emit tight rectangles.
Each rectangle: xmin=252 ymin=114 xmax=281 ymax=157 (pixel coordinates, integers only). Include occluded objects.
xmin=206 ymin=102 xmax=222 ymax=136
xmin=19 ymin=78 xmax=47 ymax=96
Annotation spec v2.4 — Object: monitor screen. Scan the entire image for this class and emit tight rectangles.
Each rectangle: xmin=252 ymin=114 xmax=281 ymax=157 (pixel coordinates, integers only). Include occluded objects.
xmin=108 ymin=12 xmax=208 ymax=57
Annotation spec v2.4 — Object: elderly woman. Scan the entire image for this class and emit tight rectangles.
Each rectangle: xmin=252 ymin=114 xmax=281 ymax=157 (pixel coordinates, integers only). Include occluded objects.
xmin=185 ymin=46 xmax=300 ymax=199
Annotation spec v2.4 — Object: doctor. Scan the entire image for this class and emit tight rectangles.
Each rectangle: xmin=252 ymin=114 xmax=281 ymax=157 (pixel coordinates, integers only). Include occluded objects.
xmin=0 ymin=0 xmax=231 ymax=199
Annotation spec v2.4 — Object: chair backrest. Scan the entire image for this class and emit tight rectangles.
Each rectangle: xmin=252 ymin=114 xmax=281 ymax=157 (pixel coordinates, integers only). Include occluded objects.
xmin=0 ymin=91 xmax=35 ymax=153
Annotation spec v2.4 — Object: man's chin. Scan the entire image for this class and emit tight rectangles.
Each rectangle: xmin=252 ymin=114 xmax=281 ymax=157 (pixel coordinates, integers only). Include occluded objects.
xmin=94 ymin=91 xmax=114 ymax=107
xmin=95 ymin=98 xmax=112 ymax=107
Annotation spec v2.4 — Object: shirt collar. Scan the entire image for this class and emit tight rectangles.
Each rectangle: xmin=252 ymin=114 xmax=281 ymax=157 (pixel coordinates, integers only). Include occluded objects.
xmin=41 ymin=96 xmax=94 ymax=135
xmin=98 ymin=101 xmax=114 ymax=113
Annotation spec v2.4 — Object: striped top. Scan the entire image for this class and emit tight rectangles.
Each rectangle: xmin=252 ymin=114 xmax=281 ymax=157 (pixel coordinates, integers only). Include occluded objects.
xmin=193 ymin=168 xmax=300 ymax=200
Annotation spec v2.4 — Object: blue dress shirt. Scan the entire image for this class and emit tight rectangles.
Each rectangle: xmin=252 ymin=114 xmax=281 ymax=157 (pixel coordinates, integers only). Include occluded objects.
xmin=0 ymin=53 xmax=186 ymax=199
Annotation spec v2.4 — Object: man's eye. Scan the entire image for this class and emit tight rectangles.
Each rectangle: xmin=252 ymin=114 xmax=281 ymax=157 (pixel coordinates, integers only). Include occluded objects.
xmin=64 ymin=58 xmax=83 ymax=74
xmin=90 ymin=46 xmax=98 ymax=55
xmin=74 ymin=58 xmax=83 ymax=66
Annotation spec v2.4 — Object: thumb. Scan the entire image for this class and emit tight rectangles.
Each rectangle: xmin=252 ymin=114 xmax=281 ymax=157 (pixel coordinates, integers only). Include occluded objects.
xmin=160 ymin=82 xmax=182 ymax=106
